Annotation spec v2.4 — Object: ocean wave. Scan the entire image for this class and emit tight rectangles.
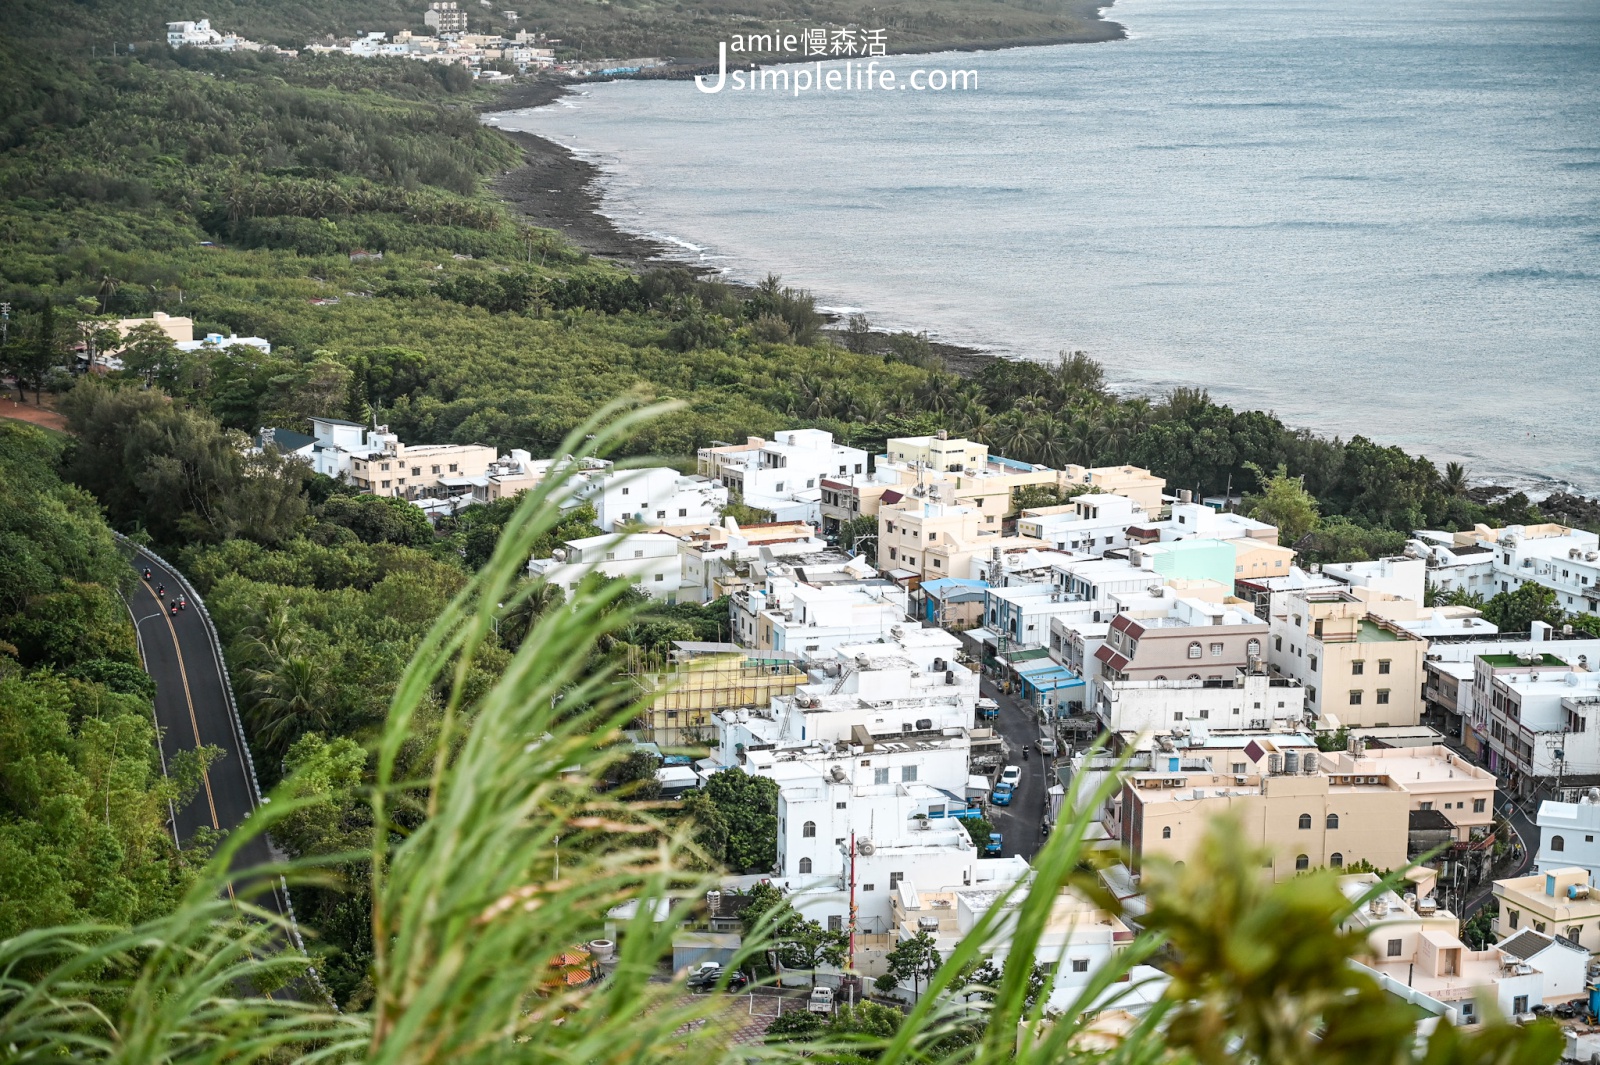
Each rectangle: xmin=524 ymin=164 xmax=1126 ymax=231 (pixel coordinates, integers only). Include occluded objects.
xmin=1481 ymin=267 xmax=1599 ymax=282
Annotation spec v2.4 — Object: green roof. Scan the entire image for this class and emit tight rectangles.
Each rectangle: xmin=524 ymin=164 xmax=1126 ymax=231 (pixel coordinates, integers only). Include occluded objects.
xmin=1480 ymin=652 xmax=1567 ymax=668
xmin=1358 ymin=620 xmax=1402 ymax=642
xmin=1001 ymin=646 xmax=1053 ymax=663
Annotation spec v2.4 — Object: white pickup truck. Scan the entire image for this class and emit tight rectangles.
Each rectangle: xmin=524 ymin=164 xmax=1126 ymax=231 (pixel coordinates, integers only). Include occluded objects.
xmin=807 ymin=986 xmax=835 ymax=1014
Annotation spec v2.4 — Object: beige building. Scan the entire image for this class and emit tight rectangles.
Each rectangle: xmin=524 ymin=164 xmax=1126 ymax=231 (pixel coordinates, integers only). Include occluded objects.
xmin=1121 ymin=765 xmax=1411 ymax=879
xmin=631 ymin=644 xmax=805 ymax=745
xmin=349 ymin=437 xmax=500 ymax=499
xmin=1323 ymin=744 xmax=1496 ymax=842
xmin=879 ymin=500 xmax=1045 ymax=582
xmin=114 ymin=310 xmax=194 ymax=345
xmin=1268 ymin=587 xmax=1429 ymax=728
xmin=1096 ymin=595 xmax=1268 ymax=684
xmin=1230 ymin=538 xmax=1297 ymax=583
xmin=1494 ymin=867 xmax=1600 ymax=952
xmin=882 ymin=433 xmax=989 ymax=472
xmin=1059 ymin=464 xmax=1167 ymax=513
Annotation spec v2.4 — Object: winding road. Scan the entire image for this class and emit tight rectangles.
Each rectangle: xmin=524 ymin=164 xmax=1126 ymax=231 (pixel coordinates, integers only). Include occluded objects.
xmin=127 ymin=547 xmax=289 ymax=919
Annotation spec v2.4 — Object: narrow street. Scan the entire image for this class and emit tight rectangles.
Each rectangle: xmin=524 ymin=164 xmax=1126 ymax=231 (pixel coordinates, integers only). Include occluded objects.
xmin=978 ymin=676 xmax=1050 ymax=862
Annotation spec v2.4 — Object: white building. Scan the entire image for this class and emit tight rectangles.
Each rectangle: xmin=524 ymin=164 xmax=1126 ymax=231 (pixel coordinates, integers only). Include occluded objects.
xmin=1323 ymin=556 xmax=1428 ymax=604
xmin=166 ymin=19 xmax=224 ymax=46
xmin=1341 ymin=874 xmax=1587 ymax=1025
xmin=1478 ymin=660 xmax=1600 ymax=786
xmin=526 ymin=532 xmax=684 ymax=600
xmin=1142 ymin=500 xmax=1279 ymax=544
xmin=1016 ymin=493 xmax=1147 ymax=556
xmin=1535 ymin=797 xmax=1600 ymax=881
xmin=579 ymin=466 xmax=728 ymax=532
xmin=1413 ymin=524 xmax=1600 ymax=615
xmin=699 ymin=431 xmax=869 ymax=524
xmin=176 ymin=331 xmax=271 ymax=355
xmin=1095 ymin=670 xmax=1308 ymax=736
xmin=983 ymin=584 xmax=1100 ymax=652
xmin=729 ymin=569 xmax=909 ymax=659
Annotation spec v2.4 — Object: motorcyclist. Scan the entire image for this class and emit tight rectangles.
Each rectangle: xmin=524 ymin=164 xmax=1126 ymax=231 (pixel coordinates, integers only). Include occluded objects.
xmin=143 ymin=568 xmax=152 ymax=580
xmin=177 ymin=594 xmax=187 ymax=611
xmin=157 ymin=584 xmax=165 ymax=598
xmin=1022 ymin=745 xmax=1031 ymax=760
xmin=169 ymin=601 xmax=180 ymax=616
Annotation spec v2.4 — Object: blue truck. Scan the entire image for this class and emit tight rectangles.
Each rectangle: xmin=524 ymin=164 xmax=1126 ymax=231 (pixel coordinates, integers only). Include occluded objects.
xmin=991 ymin=782 xmax=1014 ymax=807
xmin=984 ymin=832 xmax=1003 ymax=857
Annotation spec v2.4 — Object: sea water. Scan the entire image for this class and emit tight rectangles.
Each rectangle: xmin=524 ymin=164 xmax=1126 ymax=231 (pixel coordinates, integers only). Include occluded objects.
xmin=492 ymin=0 xmax=1600 ymax=491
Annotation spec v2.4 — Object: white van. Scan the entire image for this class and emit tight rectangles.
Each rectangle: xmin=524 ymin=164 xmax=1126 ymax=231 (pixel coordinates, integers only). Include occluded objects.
xmin=807 ymin=986 xmax=835 ymax=1014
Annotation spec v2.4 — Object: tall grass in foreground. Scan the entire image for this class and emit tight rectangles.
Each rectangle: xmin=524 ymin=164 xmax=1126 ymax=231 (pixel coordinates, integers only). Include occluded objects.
xmin=0 ymin=403 xmax=1570 ymax=1065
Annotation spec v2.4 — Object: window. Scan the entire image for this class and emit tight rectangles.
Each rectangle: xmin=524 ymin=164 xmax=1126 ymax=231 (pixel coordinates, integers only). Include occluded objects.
xmin=798 ymin=858 xmax=812 ymax=874
xmin=679 ymin=508 xmax=688 ymax=517
xmin=1247 ymin=639 xmax=1261 ymax=658
xmin=1310 ymin=655 xmax=1318 ymax=671
xmin=1378 ymin=659 xmax=1392 ymax=675
xmin=1071 ymin=959 xmax=1089 ymax=973
xmin=1513 ymin=995 xmax=1529 ymax=1016
xmin=1326 ymin=814 xmax=1339 ymax=829
xmin=1376 ymin=689 xmax=1390 ymax=704
xmin=1509 ymin=909 xmax=1519 ymax=929
xmin=1162 ymin=826 xmax=1172 ymax=839
xmin=635 ymin=549 xmax=644 ymax=558
xmin=1232 ymin=762 xmax=1247 ymax=774
xmin=1566 ymin=926 xmax=1583 ymax=944
xmin=1552 ymin=834 xmax=1566 ymax=852
xmin=1351 ymin=660 xmax=1365 ymax=676
xmin=829 ymin=915 xmax=843 ymax=932
xmin=1210 ymin=642 xmax=1224 ymax=657
xmin=381 ymin=462 xmax=391 ymax=471
xmin=836 ymin=801 xmax=847 ymax=809
xmin=874 ymin=767 xmax=890 ymax=785
xmin=1473 ymin=798 xmax=1485 ymax=813
xmin=605 ymin=552 xmax=616 ymax=561
xmin=861 ymin=883 xmax=874 ymax=892
xmin=1349 ymin=691 xmax=1363 ymax=706
xmin=901 ymin=766 xmax=918 ymax=783
xmin=1419 ymin=802 xmax=1433 ymax=811
xmin=1387 ymin=938 xmax=1403 ymax=958
xmin=1275 ymin=635 xmax=1283 ymax=651
xmin=448 ymin=463 xmax=458 ymax=473
xmin=928 ymin=532 xmax=937 ymax=542
xmin=654 ymin=574 xmax=664 ymax=582
xmin=620 ymin=486 xmax=629 ymax=496
xmin=1188 ymin=642 xmax=1203 ymax=659
xmin=431 ymin=465 xmax=441 ymax=475
xmin=657 ymin=510 xmax=666 ymax=519
xmin=1330 ymin=852 xmax=1343 ymax=867
xmin=803 ymin=821 xmax=817 ymax=838
xmin=1298 ymin=813 xmax=1312 ymax=830
xmin=381 ymin=479 xmax=391 ymax=488
xmin=1295 ymin=854 xmax=1309 ymax=871
xmin=411 ymin=467 xmax=421 ymax=477
xmin=889 ymin=872 xmax=904 ymax=889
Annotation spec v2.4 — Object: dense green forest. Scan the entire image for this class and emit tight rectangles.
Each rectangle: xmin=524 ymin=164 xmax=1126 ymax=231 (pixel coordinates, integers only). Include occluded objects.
xmin=0 ymin=0 xmax=1595 ymax=1034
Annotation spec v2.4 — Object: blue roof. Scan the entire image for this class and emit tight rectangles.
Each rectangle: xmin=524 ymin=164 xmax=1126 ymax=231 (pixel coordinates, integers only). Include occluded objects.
xmin=921 ymin=578 xmax=988 ymax=591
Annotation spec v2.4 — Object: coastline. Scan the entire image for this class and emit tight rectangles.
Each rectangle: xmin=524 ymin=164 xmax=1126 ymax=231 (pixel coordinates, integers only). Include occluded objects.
xmin=479 ymin=51 xmax=1594 ymax=500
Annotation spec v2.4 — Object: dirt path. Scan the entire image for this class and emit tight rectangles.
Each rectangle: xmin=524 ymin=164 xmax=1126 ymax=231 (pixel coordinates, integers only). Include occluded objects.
xmin=0 ymin=393 xmax=69 ymax=431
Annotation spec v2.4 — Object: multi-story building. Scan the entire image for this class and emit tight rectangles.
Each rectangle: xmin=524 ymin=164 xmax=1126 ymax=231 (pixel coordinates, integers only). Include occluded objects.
xmin=1120 ymin=759 xmax=1412 ymax=879
xmin=671 ymin=520 xmax=826 ymax=605
xmin=1017 ymin=493 xmax=1147 ymax=555
xmin=1424 ymin=622 xmax=1600 ymax=748
xmin=1494 ymin=866 xmax=1600 ymax=954
xmin=631 ymin=643 xmax=805 ymax=746
xmin=891 ymin=881 xmax=1137 ymax=972
xmin=1325 ymin=744 xmax=1496 ymax=842
xmin=882 ymin=433 xmax=989 ymax=472
xmin=1534 ymin=797 xmax=1600 ymax=881
xmin=729 ymin=574 xmax=909 ymax=659
xmin=699 ymin=431 xmax=869 ymax=524
xmin=983 ymin=584 xmax=1099 ymax=652
xmin=1267 ymin=587 xmax=1429 ymax=728
xmin=1095 ymin=593 xmax=1268 ymax=686
xmin=1477 ymin=654 xmax=1600 ymax=793
xmin=1414 ymin=524 xmax=1600 ymax=616
xmin=1058 ymin=464 xmax=1166 ymax=513
xmin=879 ymin=499 xmax=1045 ymax=583
xmin=526 ymin=532 xmax=684 ymax=600
xmin=1095 ymin=669 xmax=1307 ymax=735
xmin=425 ymin=1 xmax=469 ymax=32
xmin=1322 ymin=555 xmax=1428 ymax=604
xmin=574 ymin=466 xmax=728 ymax=531
xmin=1342 ymin=875 xmax=1587 ymax=1025
xmin=166 ymin=19 xmax=225 ymax=46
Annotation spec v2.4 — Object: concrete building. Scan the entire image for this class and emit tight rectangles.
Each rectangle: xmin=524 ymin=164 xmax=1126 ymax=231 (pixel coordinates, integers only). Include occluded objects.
xmin=671 ymin=520 xmax=827 ymax=605
xmin=699 ymin=431 xmax=868 ymax=524
xmin=578 ymin=466 xmax=728 ymax=532
xmin=1342 ymin=875 xmax=1587 ymax=1024
xmin=879 ymin=499 xmax=1045 ymax=583
xmin=1017 ymin=493 xmax=1147 ymax=555
xmin=1413 ymin=524 xmax=1600 ymax=616
xmin=527 ymin=532 xmax=684 ymax=601
xmin=1121 ymin=761 xmax=1413 ymax=879
xmin=883 ymin=434 xmax=989 ymax=472
xmin=425 ymin=1 xmax=469 ymax=32
xmin=1323 ymin=556 xmax=1429 ymax=604
xmin=631 ymin=643 xmax=805 ymax=746
xmin=166 ymin=19 xmax=224 ymax=46
xmin=1095 ymin=670 xmax=1307 ymax=735
xmin=1059 ymin=464 xmax=1166 ymax=513
xmin=1096 ymin=594 xmax=1268 ymax=686
xmin=1534 ymin=797 xmax=1600 ymax=881
xmin=891 ymin=881 xmax=1135 ymax=972
xmin=918 ymin=578 xmax=988 ymax=631
xmin=729 ymin=573 xmax=908 ymax=659
xmin=177 ymin=331 xmax=271 ymax=355
xmin=1477 ymin=654 xmax=1600 ymax=792
xmin=1423 ymin=623 xmax=1600 ymax=748
xmin=1494 ymin=867 xmax=1600 ymax=954
xmin=1267 ymin=587 xmax=1430 ymax=729
xmin=983 ymin=584 xmax=1099 ymax=652
xmin=1325 ymin=744 xmax=1496 ymax=843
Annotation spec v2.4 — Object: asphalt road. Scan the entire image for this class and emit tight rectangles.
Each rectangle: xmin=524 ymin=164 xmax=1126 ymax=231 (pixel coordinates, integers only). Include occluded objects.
xmin=1459 ymin=797 xmax=1538 ymax=919
xmin=978 ymin=676 xmax=1049 ymax=862
xmin=128 ymin=548 xmax=288 ymax=919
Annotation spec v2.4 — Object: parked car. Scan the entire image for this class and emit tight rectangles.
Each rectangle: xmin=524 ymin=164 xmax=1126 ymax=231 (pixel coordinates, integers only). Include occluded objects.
xmin=992 ymin=782 xmax=1014 ymax=807
xmin=983 ymin=832 xmax=1004 ymax=857
xmin=723 ymin=970 xmax=750 ymax=992
xmin=686 ymin=963 xmax=725 ymax=990
xmin=1000 ymin=764 xmax=1022 ymax=786
xmin=1038 ymin=733 xmax=1058 ymax=757
xmin=807 ymin=987 xmax=835 ymax=1014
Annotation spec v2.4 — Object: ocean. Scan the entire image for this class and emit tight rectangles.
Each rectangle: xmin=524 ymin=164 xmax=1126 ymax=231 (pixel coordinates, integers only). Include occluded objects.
xmin=489 ymin=0 xmax=1600 ymax=493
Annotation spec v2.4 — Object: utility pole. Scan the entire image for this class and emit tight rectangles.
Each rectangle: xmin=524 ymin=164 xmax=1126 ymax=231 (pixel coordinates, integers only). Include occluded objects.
xmin=0 ymin=302 xmax=10 ymax=349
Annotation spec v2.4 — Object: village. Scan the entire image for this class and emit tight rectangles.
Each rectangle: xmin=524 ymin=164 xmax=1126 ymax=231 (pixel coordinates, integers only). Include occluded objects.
xmin=104 ymin=292 xmax=1595 ymax=1041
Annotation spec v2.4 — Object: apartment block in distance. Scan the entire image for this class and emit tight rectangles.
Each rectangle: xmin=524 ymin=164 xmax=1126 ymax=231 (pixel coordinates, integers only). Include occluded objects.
xmin=1267 ymin=587 xmax=1429 ymax=728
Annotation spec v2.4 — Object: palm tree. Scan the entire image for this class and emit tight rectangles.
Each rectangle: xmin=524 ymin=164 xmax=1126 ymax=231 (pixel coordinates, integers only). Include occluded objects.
xmin=1441 ymin=461 xmax=1469 ymax=497
xmin=245 ymin=654 xmax=331 ymax=756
